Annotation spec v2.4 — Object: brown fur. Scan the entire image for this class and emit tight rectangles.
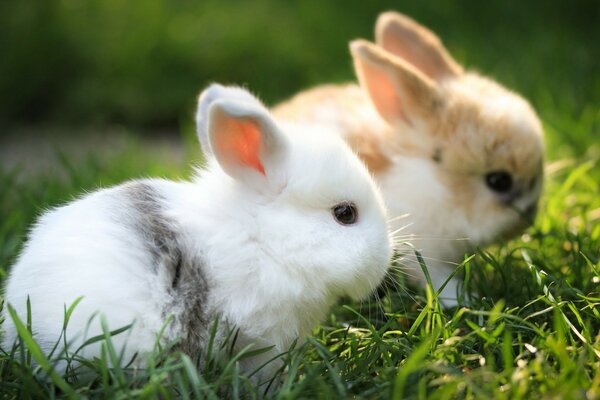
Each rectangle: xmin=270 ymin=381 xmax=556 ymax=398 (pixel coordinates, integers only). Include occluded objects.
xmin=432 ymin=75 xmax=543 ymax=219
xmin=346 ymin=126 xmax=393 ymax=173
xmin=274 ymin=12 xmax=544 ymax=242
xmin=273 ymin=11 xmax=546 ymax=300
xmin=273 ymin=84 xmax=394 ymax=174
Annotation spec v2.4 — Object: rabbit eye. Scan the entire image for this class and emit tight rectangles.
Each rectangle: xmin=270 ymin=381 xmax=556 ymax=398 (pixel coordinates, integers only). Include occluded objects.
xmin=485 ymin=171 xmax=513 ymax=193
xmin=332 ymin=202 xmax=358 ymax=225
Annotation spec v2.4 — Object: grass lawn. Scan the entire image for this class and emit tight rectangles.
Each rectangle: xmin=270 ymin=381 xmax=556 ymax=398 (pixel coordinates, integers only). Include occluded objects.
xmin=1 ymin=2 xmax=599 ymax=399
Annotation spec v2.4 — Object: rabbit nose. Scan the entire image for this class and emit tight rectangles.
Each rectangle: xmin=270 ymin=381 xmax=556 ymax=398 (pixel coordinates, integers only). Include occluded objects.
xmin=500 ymin=187 xmax=523 ymax=205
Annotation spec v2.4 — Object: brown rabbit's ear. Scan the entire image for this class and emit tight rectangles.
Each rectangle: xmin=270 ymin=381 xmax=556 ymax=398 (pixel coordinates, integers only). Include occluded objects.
xmin=350 ymin=39 xmax=441 ymax=126
xmin=375 ymin=11 xmax=463 ymax=80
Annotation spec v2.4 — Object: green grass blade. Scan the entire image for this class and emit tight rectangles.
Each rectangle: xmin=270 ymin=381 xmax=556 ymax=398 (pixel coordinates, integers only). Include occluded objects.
xmin=6 ymin=304 xmax=77 ymax=398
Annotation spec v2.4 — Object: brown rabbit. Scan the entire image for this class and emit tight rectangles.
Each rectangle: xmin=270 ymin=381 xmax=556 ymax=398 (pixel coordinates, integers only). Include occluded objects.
xmin=273 ymin=11 xmax=544 ymax=305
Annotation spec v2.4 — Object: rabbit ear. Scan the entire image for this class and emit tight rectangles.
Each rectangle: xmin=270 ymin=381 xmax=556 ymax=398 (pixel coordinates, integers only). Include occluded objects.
xmin=375 ymin=11 xmax=462 ymax=80
xmin=207 ymin=98 xmax=289 ymax=184
xmin=350 ymin=39 xmax=441 ymax=126
xmin=196 ymin=84 xmax=265 ymax=157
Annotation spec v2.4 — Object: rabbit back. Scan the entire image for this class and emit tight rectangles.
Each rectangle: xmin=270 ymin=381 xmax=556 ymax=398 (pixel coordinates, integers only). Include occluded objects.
xmin=2 ymin=179 xmax=212 ymax=359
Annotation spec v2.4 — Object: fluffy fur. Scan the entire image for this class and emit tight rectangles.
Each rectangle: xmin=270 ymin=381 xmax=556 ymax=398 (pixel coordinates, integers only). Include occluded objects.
xmin=274 ymin=12 xmax=544 ymax=304
xmin=2 ymin=84 xmax=391 ymax=381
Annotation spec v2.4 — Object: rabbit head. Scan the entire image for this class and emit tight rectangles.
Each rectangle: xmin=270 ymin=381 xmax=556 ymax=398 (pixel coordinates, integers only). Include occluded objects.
xmin=349 ymin=12 xmax=544 ymax=247
xmin=196 ymin=84 xmax=391 ymax=326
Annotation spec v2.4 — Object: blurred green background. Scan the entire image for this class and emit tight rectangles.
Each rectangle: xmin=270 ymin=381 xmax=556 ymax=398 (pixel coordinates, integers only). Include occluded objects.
xmin=1 ymin=0 xmax=598 ymax=143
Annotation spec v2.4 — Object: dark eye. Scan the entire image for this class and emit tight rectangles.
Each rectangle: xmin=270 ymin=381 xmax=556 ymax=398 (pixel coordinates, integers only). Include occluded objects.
xmin=332 ymin=202 xmax=358 ymax=225
xmin=485 ymin=171 xmax=513 ymax=193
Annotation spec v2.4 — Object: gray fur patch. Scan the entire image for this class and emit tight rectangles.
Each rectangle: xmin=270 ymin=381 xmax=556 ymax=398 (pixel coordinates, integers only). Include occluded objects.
xmin=121 ymin=181 xmax=213 ymax=356
xmin=124 ymin=182 xmax=181 ymax=281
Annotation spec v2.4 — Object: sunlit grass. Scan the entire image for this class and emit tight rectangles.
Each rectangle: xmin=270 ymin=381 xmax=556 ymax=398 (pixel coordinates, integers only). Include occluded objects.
xmin=0 ymin=126 xmax=598 ymax=398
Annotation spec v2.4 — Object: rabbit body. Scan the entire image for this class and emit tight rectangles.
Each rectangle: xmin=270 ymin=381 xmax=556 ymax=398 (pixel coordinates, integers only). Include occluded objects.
xmin=2 ymin=85 xmax=391 ymax=378
xmin=274 ymin=12 xmax=544 ymax=303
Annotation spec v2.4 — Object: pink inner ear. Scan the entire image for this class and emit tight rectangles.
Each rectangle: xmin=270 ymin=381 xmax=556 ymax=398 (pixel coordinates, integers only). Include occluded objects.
xmin=384 ymin=38 xmax=437 ymax=79
xmin=218 ymin=118 xmax=265 ymax=175
xmin=358 ymin=60 xmax=409 ymax=124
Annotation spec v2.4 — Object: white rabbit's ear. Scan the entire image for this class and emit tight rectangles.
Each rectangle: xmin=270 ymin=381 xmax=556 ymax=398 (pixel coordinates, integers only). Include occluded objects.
xmin=350 ymin=39 xmax=441 ymax=126
xmin=207 ymin=99 xmax=289 ymax=184
xmin=196 ymin=84 xmax=265 ymax=157
xmin=375 ymin=11 xmax=462 ymax=80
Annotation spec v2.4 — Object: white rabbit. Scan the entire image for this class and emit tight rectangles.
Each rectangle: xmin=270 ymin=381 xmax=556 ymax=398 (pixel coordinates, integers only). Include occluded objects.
xmin=274 ymin=12 xmax=544 ymax=305
xmin=2 ymin=84 xmax=391 ymax=381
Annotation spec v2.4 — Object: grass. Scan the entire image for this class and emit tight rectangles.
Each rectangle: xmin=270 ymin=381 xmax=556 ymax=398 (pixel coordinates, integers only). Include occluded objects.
xmin=0 ymin=126 xmax=598 ymax=398
xmin=1 ymin=1 xmax=599 ymax=398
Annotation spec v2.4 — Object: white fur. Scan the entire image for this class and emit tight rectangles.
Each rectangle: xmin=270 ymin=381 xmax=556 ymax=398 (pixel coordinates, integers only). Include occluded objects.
xmin=2 ymin=85 xmax=391 ymax=378
xmin=304 ymin=110 xmax=473 ymax=301
xmin=274 ymin=18 xmax=544 ymax=306
xmin=275 ymin=80 xmax=543 ymax=306
xmin=378 ymin=155 xmax=471 ymax=300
